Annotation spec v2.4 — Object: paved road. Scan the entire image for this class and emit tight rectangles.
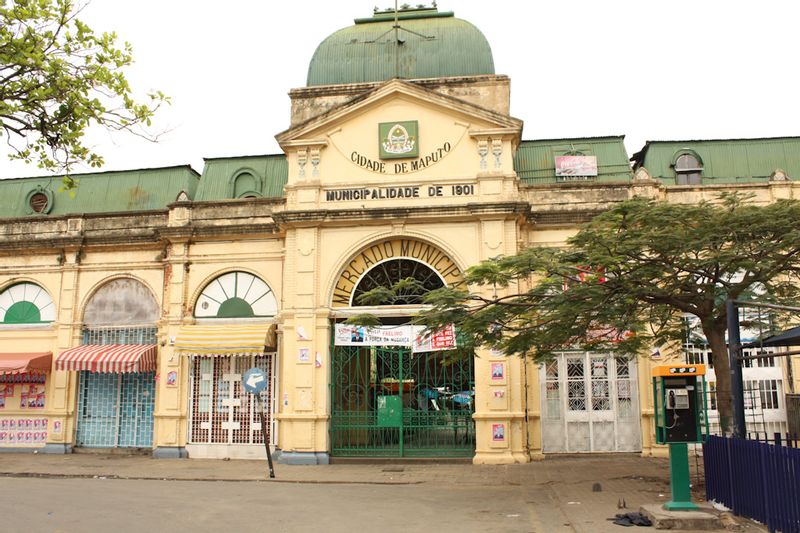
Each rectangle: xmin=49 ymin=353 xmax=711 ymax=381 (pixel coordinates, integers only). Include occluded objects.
xmin=0 ymin=477 xmax=537 ymax=533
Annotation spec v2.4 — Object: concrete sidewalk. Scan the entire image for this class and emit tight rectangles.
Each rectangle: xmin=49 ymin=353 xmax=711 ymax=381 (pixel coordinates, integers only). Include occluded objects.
xmin=0 ymin=451 xmax=670 ymax=485
xmin=0 ymin=452 xmax=766 ymax=532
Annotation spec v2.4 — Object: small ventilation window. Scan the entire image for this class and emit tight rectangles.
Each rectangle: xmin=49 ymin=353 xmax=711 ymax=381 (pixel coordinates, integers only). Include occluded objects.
xmin=25 ymin=188 xmax=55 ymax=214
xmin=29 ymin=193 xmax=49 ymax=213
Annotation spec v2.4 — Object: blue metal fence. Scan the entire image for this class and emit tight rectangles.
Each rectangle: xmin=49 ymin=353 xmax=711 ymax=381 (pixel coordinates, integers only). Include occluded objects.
xmin=704 ymin=435 xmax=800 ymax=533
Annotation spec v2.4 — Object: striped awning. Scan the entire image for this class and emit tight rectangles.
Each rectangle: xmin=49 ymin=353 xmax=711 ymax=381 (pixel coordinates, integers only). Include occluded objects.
xmin=55 ymin=344 xmax=157 ymax=373
xmin=174 ymin=324 xmax=275 ymax=356
xmin=0 ymin=352 xmax=52 ymax=375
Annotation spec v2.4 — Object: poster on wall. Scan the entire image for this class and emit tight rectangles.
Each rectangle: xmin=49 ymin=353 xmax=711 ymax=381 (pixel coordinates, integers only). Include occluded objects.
xmin=492 ymin=423 xmax=505 ymax=441
xmin=491 ymin=363 xmax=504 ymax=380
xmin=413 ymin=324 xmax=457 ymax=353
xmin=334 ymin=324 xmax=457 ymax=353
xmin=554 ymin=155 xmax=598 ymax=177
xmin=0 ymin=418 xmax=48 ymax=445
xmin=298 ymin=348 xmax=310 ymax=363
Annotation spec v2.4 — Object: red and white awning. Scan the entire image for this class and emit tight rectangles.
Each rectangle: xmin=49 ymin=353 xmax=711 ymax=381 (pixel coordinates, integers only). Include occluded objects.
xmin=55 ymin=344 xmax=157 ymax=373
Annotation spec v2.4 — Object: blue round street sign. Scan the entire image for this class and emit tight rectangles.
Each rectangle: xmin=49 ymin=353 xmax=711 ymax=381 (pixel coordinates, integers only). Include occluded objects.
xmin=242 ymin=367 xmax=268 ymax=394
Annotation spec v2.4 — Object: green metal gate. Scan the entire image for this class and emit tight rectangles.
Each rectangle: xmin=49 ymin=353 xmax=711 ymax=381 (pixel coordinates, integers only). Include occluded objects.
xmin=331 ymin=345 xmax=475 ymax=457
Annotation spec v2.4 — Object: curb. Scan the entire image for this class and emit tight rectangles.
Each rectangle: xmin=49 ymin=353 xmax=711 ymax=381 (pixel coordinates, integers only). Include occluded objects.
xmin=0 ymin=471 xmax=423 ymax=485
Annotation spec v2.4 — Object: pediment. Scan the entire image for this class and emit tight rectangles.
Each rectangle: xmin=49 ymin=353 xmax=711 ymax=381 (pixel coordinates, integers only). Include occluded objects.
xmin=276 ymin=79 xmax=522 ymax=146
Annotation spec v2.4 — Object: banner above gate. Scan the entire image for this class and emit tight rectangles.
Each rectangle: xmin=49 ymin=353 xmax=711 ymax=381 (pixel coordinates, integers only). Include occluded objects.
xmin=334 ymin=324 xmax=456 ymax=353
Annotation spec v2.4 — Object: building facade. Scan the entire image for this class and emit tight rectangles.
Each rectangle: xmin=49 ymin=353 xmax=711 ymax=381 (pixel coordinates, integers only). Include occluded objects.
xmin=1 ymin=6 xmax=798 ymax=463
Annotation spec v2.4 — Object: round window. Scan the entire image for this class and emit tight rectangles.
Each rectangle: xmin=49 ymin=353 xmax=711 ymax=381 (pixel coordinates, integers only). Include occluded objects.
xmin=29 ymin=192 xmax=49 ymax=213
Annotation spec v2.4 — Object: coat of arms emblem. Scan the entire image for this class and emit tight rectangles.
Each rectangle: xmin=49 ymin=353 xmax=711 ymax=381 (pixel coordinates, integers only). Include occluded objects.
xmin=379 ymin=120 xmax=419 ymax=159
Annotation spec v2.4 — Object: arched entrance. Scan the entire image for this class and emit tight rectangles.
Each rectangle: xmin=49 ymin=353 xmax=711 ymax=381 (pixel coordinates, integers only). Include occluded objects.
xmin=329 ymin=239 xmax=475 ymax=458
xmin=183 ymin=270 xmax=278 ymax=457
xmin=70 ymin=278 xmax=159 ymax=449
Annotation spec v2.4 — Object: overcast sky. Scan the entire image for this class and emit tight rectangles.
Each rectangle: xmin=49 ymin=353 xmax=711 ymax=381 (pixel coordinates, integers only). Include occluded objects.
xmin=2 ymin=0 xmax=799 ymax=179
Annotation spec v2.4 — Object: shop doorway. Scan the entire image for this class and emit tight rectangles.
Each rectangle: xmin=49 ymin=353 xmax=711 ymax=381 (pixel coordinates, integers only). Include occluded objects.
xmin=70 ymin=279 xmax=160 ymax=449
xmin=541 ymin=352 xmax=641 ymax=452
xmin=187 ymin=354 xmax=276 ymax=447
xmin=76 ymin=371 xmax=155 ymax=448
xmin=330 ymin=345 xmax=475 ymax=457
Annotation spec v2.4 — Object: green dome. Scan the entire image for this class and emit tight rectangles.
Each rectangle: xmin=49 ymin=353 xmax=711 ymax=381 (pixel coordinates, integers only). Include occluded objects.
xmin=307 ymin=8 xmax=495 ymax=86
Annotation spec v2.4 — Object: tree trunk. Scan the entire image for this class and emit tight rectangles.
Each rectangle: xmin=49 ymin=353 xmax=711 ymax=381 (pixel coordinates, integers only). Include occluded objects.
xmin=704 ymin=325 xmax=733 ymax=435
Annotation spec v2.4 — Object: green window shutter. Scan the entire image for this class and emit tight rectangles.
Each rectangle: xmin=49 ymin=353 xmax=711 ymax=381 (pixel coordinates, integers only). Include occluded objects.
xmin=4 ymin=301 xmax=41 ymax=323
xmin=217 ymin=297 xmax=255 ymax=318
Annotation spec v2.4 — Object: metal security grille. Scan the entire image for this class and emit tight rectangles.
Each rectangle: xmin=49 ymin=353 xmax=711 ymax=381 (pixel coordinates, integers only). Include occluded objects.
xmin=188 ymin=354 xmax=276 ymax=445
xmin=76 ymin=371 xmax=156 ymax=447
xmin=75 ymin=326 xmax=157 ymax=448
xmin=82 ymin=326 xmax=157 ymax=345
xmin=684 ymin=344 xmax=788 ymax=437
xmin=331 ymin=345 xmax=475 ymax=457
xmin=541 ymin=352 xmax=641 ymax=453
xmin=352 ymin=259 xmax=445 ymax=306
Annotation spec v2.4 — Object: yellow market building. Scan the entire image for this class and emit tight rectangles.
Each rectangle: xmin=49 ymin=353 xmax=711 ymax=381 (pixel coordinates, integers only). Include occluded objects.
xmin=1 ymin=5 xmax=799 ymax=464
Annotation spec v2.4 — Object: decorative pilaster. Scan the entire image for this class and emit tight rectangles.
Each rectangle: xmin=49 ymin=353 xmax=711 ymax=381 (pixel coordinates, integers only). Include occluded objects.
xmin=492 ymin=138 xmax=503 ymax=169
xmin=310 ymin=147 xmax=321 ymax=178
xmin=478 ymin=139 xmax=489 ymax=170
xmin=297 ymin=148 xmax=308 ymax=179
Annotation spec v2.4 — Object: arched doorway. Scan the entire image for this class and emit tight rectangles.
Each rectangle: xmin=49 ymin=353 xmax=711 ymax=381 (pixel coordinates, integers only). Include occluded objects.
xmin=68 ymin=278 xmax=159 ymax=449
xmin=329 ymin=239 xmax=475 ymax=458
xmin=183 ymin=271 xmax=278 ymax=457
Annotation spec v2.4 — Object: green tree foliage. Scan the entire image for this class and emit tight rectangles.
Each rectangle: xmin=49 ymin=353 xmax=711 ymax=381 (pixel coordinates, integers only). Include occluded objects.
xmin=0 ymin=0 xmax=167 ymax=186
xmin=410 ymin=194 xmax=800 ymax=434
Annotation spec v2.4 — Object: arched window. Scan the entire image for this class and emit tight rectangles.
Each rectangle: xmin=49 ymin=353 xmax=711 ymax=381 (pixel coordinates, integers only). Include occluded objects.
xmin=674 ymin=153 xmax=703 ymax=185
xmin=0 ymin=282 xmax=55 ymax=324
xmin=194 ymin=271 xmax=277 ymax=318
xmin=232 ymin=171 xmax=262 ymax=198
xmin=351 ymin=259 xmax=445 ymax=306
xmin=83 ymin=278 xmax=159 ymax=326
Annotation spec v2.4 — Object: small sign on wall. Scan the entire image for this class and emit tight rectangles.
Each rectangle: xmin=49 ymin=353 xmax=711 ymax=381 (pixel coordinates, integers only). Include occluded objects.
xmin=166 ymin=371 xmax=178 ymax=387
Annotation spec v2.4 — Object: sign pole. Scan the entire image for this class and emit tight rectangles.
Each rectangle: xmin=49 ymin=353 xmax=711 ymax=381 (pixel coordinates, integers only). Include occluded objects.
xmin=256 ymin=394 xmax=275 ymax=479
xmin=242 ymin=367 xmax=275 ymax=479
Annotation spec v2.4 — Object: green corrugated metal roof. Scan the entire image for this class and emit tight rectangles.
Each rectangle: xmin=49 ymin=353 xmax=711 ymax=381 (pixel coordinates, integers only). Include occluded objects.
xmin=631 ymin=137 xmax=800 ymax=184
xmin=194 ymin=154 xmax=287 ymax=201
xmin=307 ymin=8 xmax=494 ymax=86
xmin=0 ymin=166 xmax=199 ymax=218
xmin=514 ymin=136 xmax=632 ymax=185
